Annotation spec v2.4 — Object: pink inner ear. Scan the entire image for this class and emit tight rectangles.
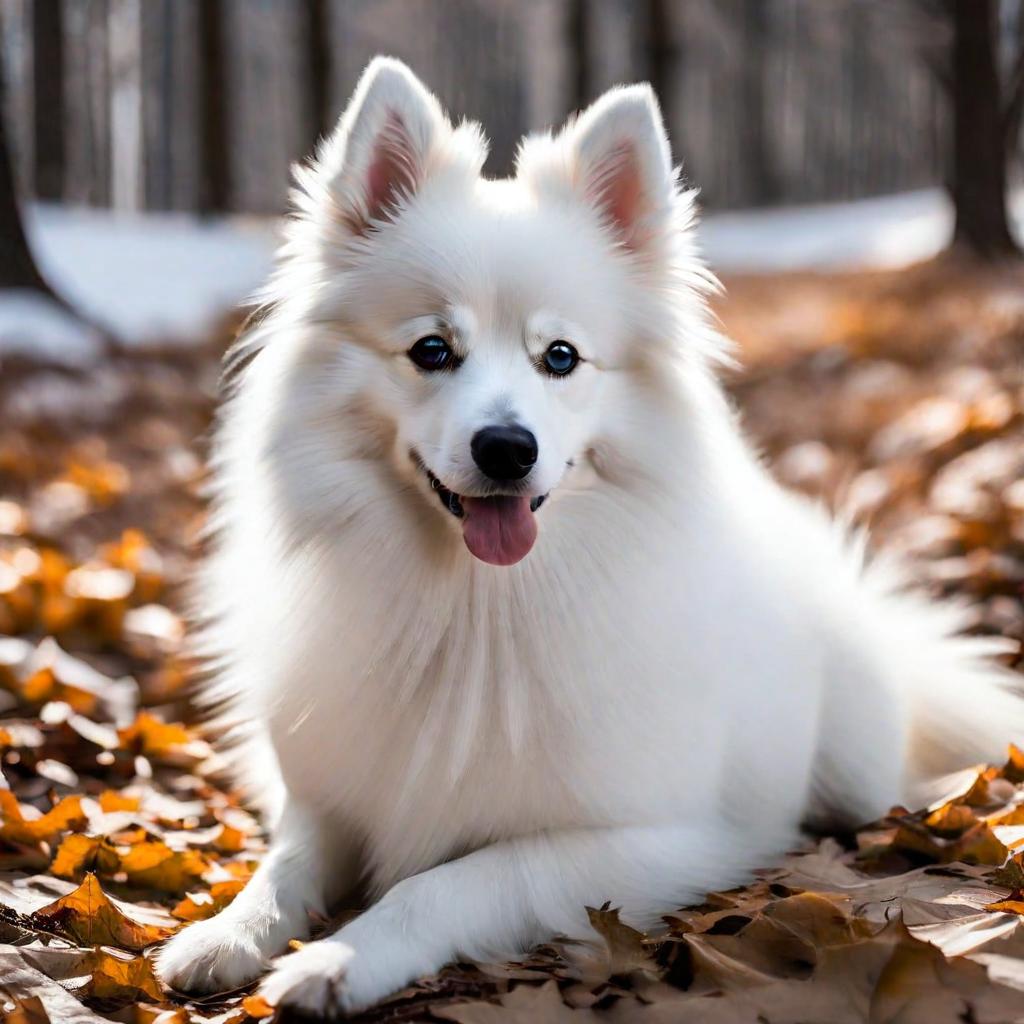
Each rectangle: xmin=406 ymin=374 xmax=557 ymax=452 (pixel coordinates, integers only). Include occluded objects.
xmin=589 ymin=142 xmax=647 ymax=249
xmin=364 ymin=112 xmax=418 ymax=224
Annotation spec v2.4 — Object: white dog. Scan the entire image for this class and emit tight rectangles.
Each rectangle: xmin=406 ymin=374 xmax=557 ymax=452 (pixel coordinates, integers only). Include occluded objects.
xmin=156 ymin=57 xmax=1024 ymax=1015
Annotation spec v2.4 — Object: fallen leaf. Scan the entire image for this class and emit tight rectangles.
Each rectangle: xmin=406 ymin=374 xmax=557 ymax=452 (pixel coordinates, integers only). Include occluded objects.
xmin=0 ymin=792 xmax=86 ymax=846
xmin=172 ymin=880 xmax=244 ymax=922
xmin=31 ymin=873 xmax=175 ymax=950
xmin=239 ymin=994 xmax=275 ymax=1019
xmin=584 ymin=904 xmax=655 ymax=976
xmin=118 ymin=713 xmax=211 ymax=766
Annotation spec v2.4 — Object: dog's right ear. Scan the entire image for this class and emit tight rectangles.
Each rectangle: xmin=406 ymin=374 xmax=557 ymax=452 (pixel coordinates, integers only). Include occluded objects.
xmin=316 ymin=57 xmax=451 ymax=235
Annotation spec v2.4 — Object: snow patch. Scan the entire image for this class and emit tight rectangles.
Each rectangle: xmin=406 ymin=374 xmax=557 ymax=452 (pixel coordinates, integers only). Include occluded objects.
xmin=0 ymin=290 xmax=104 ymax=366
xmin=21 ymin=203 xmax=276 ymax=345
xmin=698 ymin=188 xmax=1023 ymax=274
xmin=2 ymin=188 xmax=1023 ymax=366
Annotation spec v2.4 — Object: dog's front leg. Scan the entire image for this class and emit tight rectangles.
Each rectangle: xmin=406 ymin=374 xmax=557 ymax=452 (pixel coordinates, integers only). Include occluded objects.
xmin=156 ymin=801 xmax=357 ymax=993
xmin=260 ymin=820 xmax=783 ymax=1016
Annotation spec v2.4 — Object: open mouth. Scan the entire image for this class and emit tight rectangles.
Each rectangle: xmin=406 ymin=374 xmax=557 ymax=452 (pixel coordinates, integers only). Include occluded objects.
xmin=413 ymin=453 xmax=547 ymax=567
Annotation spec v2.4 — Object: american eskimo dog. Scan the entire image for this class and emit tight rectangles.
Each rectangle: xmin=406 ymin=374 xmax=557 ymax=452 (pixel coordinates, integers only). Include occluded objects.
xmin=156 ymin=57 xmax=1023 ymax=1015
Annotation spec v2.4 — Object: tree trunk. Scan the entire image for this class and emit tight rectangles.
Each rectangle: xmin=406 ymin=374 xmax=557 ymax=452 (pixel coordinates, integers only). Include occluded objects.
xmin=32 ymin=0 xmax=65 ymax=200
xmin=948 ymin=0 xmax=1019 ymax=258
xmin=0 ymin=42 xmax=52 ymax=292
xmin=0 ymin=41 xmax=110 ymax=351
xmin=740 ymin=0 xmax=778 ymax=205
xmin=304 ymin=0 xmax=331 ymax=145
xmin=567 ymin=0 xmax=589 ymax=114
xmin=197 ymin=0 xmax=229 ymax=213
xmin=646 ymin=0 xmax=678 ymax=115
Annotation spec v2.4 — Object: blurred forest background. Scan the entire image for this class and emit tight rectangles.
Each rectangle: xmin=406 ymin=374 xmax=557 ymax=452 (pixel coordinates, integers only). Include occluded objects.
xmin=0 ymin=0 xmax=1020 ymax=214
xmin=4 ymin=3 xmax=1024 ymax=1023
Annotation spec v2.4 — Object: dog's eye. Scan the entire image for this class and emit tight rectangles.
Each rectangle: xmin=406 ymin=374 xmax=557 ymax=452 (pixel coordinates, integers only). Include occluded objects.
xmin=409 ymin=335 xmax=456 ymax=372
xmin=541 ymin=341 xmax=579 ymax=377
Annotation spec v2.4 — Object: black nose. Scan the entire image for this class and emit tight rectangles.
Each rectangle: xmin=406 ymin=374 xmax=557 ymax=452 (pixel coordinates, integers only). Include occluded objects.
xmin=471 ymin=425 xmax=538 ymax=482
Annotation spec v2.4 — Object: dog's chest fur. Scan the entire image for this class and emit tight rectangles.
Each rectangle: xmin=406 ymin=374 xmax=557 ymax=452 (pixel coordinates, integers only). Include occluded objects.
xmin=265 ymin=577 xmax=583 ymax=888
xmin=254 ymin=527 xmax=724 ymax=892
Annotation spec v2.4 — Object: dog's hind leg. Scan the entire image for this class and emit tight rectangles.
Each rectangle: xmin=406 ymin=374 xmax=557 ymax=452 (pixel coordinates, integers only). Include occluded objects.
xmin=156 ymin=802 xmax=359 ymax=994
xmin=258 ymin=818 xmax=798 ymax=1016
xmin=804 ymin=637 xmax=910 ymax=832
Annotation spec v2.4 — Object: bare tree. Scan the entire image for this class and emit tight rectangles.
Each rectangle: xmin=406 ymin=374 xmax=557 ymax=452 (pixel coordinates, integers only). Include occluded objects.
xmin=646 ymin=0 xmax=681 ymax=121
xmin=0 ymin=41 xmax=55 ymax=293
xmin=31 ymin=0 xmax=64 ymax=200
xmin=304 ymin=0 xmax=331 ymax=145
xmin=947 ymin=0 xmax=1020 ymax=257
xmin=567 ymin=0 xmax=590 ymax=114
xmin=0 ymin=40 xmax=108 ymax=345
xmin=739 ymin=0 xmax=778 ymax=205
xmin=197 ymin=0 xmax=228 ymax=213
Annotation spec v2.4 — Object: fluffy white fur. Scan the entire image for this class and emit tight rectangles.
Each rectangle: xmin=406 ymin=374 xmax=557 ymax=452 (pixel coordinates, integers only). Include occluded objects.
xmin=156 ymin=57 xmax=1024 ymax=1015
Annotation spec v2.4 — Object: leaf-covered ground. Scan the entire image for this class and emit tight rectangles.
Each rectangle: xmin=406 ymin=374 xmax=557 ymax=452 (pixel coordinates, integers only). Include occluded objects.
xmin=2 ymin=257 xmax=1024 ymax=1023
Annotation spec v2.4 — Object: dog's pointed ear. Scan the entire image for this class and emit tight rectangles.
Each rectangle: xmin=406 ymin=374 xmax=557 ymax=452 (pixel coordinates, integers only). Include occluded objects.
xmin=318 ymin=57 xmax=451 ymax=234
xmin=564 ymin=85 xmax=675 ymax=254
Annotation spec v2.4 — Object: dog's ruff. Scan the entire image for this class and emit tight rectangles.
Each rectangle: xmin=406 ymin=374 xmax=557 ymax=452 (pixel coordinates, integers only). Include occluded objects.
xmin=155 ymin=57 xmax=1024 ymax=1015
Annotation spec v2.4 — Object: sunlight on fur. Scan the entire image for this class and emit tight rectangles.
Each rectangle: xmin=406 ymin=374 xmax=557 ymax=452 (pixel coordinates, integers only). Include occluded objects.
xmin=154 ymin=56 xmax=1024 ymax=1016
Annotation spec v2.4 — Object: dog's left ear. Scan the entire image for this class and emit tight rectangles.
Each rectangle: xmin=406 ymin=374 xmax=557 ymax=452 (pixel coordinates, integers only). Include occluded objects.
xmin=563 ymin=85 xmax=675 ymax=254
xmin=317 ymin=56 xmax=453 ymax=235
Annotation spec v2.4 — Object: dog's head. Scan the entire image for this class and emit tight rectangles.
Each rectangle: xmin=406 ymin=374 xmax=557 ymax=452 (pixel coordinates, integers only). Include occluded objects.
xmin=265 ymin=57 xmax=714 ymax=567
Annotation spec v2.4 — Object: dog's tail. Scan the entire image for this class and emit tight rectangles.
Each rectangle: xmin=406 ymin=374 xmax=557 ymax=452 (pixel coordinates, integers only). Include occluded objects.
xmin=902 ymin=629 xmax=1024 ymax=794
xmin=861 ymin=550 xmax=1024 ymax=803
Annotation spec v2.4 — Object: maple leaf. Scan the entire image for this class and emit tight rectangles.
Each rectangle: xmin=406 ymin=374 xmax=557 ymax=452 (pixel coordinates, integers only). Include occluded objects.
xmin=79 ymin=947 xmax=165 ymax=1004
xmin=30 ymin=872 xmax=176 ymax=950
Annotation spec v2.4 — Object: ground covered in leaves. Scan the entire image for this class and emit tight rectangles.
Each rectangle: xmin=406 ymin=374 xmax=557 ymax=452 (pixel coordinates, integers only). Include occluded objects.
xmin=3 ymin=256 xmax=1024 ymax=1023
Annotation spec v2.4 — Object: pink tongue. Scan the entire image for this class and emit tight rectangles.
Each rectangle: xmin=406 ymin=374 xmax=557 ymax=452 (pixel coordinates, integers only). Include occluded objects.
xmin=461 ymin=496 xmax=537 ymax=566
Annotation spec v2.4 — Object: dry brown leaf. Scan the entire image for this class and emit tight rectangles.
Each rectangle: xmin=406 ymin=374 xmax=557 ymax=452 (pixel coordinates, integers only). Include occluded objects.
xmin=583 ymin=904 xmax=655 ymax=976
xmin=31 ymin=873 xmax=175 ymax=950
xmin=80 ymin=946 xmax=164 ymax=1004
xmin=117 ymin=841 xmax=209 ymax=894
xmin=50 ymin=834 xmax=122 ymax=880
xmin=129 ymin=1006 xmax=191 ymax=1024
xmin=171 ymin=880 xmax=245 ymax=922
xmin=50 ymin=834 xmax=207 ymax=894
xmin=892 ymin=817 xmax=1010 ymax=865
xmin=435 ymin=981 xmax=597 ymax=1023
xmin=0 ymin=947 xmax=111 ymax=1023
xmin=118 ymin=713 xmax=210 ymax=766
xmin=239 ymin=993 xmax=275 ymax=1019
xmin=0 ymin=792 xmax=86 ymax=846
xmin=1 ymin=994 xmax=52 ymax=1024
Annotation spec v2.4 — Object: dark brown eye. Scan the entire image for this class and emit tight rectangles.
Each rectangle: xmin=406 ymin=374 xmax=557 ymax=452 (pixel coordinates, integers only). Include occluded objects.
xmin=409 ymin=335 xmax=455 ymax=371
xmin=542 ymin=341 xmax=579 ymax=376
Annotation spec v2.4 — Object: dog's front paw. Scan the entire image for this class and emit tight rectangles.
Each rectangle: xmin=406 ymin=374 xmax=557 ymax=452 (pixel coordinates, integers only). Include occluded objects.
xmin=260 ymin=940 xmax=356 ymax=1017
xmin=156 ymin=916 xmax=269 ymax=994
xmin=260 ymin=913 xmax=443 ymax=1018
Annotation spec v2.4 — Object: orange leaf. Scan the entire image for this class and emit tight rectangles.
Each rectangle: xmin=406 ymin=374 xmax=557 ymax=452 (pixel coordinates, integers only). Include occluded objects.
xmin=172 ymin=879 xmax=245 ymax=922
xmin=98 ymin=789 xmax=141 ymax=813
xmin=1004 ymin=744 xmax=1024 ymax=784
xmin=0 ymin=791 xmax=86 ymax=845
xmin=985 ymin=897 xmax=1024 ymax=915
xmin=81 ymin=946 xmax=165 ymax=1003
xmin=213 ymin=823 xmax=247 ymax=854
xmin=241 ymin=993 xmax=276 ymax=1019
xmin=32 ymin=872 xmax=174 ymax=950
xmin=924 ymin=803 xmax=977 ymax=838
xmin=51 ymin=833 xmax=122 ymax=880
xmin=118 ymin=712 xmax=210 ymax=765
xmin=118 ymin=840 xmax=209 ymax=893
